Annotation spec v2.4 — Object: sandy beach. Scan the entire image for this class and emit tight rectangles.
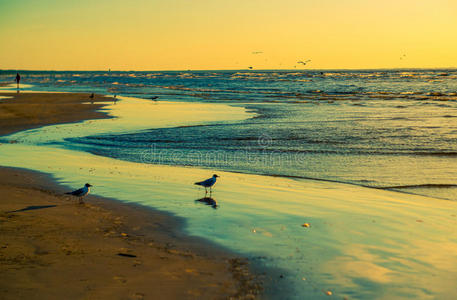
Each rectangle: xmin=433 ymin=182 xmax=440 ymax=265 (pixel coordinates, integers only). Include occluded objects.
xmin=0 ymin=92 xmax=111 ymax=135
xmin=0 ymin=93 xmax=261 ymax=300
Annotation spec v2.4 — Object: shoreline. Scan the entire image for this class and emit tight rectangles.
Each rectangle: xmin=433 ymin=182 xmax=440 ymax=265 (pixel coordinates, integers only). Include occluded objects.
xmin=0 ymin=88 xmax=452 ymax=202
xmin=0 ymin=92 xmax=263 ymax=299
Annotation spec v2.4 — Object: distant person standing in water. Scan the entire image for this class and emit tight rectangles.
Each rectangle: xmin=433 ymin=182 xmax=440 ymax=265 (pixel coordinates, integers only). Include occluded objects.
xmin=15 ymin=73 xmax=21 ymax=89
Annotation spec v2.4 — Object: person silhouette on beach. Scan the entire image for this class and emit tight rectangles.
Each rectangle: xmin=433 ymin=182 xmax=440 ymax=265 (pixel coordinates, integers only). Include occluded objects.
xmin=15 ymin=73 xmax=21 ymax=89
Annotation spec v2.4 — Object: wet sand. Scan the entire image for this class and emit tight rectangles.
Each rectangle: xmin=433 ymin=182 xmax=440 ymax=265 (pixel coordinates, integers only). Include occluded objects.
xmin=0 ymin=93 xmax=261 ymax=299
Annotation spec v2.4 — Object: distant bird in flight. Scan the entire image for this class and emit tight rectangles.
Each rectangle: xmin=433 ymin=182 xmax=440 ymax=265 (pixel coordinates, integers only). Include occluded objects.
xmin=150 ymin=96 xmax=159 ymax=101
xmin=400 ymin=54 xmax=407 ymax=60
xmin=248 ymin=66 xmax=253 ymax=70
xmin=252 ymin=51 xmax=263 ymax=55
xmin=195 ymin=174 xmax=219 ymax=194
xmin=66 ymin=183 xmax=92 ymax=204
xmin=297 ymin=59 xmax=312 ymax=66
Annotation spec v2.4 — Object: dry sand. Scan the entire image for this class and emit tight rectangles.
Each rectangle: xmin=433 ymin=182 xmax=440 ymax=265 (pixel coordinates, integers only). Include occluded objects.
xmin=0 ymin=93 xmax=261 ymax=299
xmin=0 ymin=92 xmax=111 ymax=136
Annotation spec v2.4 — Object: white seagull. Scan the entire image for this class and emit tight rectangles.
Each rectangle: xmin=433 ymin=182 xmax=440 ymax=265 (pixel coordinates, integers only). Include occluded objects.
xmin=66 ymin=183 xmax=92 ymax=204
xmin=195 ymin=174 xmax=219 ymax=194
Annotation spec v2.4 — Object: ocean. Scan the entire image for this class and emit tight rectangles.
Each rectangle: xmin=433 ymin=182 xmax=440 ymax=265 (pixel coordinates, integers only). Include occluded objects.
xmin=1 ymin=69 xmax=456 ymax=200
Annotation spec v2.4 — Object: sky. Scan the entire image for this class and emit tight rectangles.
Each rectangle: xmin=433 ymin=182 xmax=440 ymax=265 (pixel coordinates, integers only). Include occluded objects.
xmin=0 ymin=0 xmax=456 ymax=70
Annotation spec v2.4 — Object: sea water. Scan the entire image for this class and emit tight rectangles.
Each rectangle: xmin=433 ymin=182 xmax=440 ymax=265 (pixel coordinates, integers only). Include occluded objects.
xmin=1 ymin=69 xmax=456 ymax=200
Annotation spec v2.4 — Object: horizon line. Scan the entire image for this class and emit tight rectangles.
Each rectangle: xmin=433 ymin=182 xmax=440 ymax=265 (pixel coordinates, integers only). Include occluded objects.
xmin=1 ymin=67 xmax=456 ymax=72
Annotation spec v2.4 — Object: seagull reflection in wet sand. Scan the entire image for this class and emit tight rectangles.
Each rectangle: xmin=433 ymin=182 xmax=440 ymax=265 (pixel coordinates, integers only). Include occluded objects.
xmin=195 ymin=197 xmax=218 ymax=209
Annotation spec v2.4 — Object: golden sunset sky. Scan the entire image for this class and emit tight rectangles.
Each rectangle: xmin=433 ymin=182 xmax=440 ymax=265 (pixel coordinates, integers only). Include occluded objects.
xmin=0 ymin=0 xmax=456 ymax=70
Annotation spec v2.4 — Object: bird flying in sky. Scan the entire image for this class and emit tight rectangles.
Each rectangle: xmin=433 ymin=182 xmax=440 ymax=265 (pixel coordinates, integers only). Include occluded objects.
xmin=297 ymin=59 xmax=312 ymax=65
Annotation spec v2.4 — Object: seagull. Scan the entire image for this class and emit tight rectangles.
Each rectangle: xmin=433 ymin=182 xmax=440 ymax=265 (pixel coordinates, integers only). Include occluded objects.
xmin=65 ymin=183 xmax=92 ymax=204
xmin=194 ymin=174 xmax=219 ymax=194
xmin=297 ymin=59 xmax=312 ymax=66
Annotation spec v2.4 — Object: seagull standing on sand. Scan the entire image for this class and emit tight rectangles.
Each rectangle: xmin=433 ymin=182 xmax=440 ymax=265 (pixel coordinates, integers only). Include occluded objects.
xmin=195 ymin=175 xmax=219 ymax=194
xmin=66 ymin=183 xmax=92 ymax=204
